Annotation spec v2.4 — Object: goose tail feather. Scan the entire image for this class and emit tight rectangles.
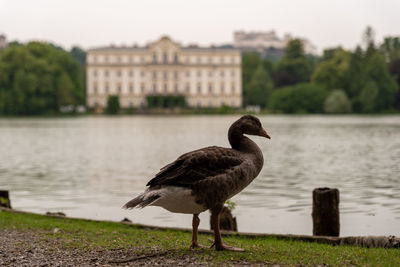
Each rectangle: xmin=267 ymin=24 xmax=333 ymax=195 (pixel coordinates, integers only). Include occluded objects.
xmin=122 ymin=192 xmax=160 ymax=209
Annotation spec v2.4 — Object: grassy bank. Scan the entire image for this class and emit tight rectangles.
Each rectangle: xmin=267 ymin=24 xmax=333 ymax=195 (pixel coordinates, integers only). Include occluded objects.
xmin=0 ymin=210 xmax=399 ymax=266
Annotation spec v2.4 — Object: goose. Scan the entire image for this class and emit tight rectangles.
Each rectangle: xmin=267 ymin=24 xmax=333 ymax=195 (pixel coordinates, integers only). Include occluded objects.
xmin=123 ymin=115 xmax=270 ymax=251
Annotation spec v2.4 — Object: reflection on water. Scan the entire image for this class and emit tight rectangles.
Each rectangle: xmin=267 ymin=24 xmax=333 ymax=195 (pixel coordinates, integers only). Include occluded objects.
xmin=0 ymin=115 xmax=399 ymax=235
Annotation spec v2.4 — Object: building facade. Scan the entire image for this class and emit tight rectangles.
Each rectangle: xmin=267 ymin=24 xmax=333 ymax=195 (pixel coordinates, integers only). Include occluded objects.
xmin=234 ymin=31 xmax=317 ymax=55
xmin=86 ymin=36 xmax=242 ymax=108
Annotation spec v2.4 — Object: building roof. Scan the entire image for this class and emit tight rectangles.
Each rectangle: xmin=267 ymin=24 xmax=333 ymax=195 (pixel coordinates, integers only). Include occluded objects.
xmin=88 ymin=36 xmax=239 ymax=53
xmin=88 ymin=46 xmax=239 ymax=53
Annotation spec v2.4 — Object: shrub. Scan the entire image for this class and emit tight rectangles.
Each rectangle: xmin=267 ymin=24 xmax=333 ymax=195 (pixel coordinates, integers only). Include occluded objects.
xmin=106 ymin=95 xmax=120 ymax=114
xmin=324 ymin=90 xmax=352 ymax=113
xmin=268 ymin=83 xmax=328 ymax=113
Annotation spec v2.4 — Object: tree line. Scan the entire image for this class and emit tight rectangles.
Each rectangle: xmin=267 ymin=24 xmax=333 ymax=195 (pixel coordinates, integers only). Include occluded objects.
xmin=0 ymin=42 xmax=85 ymax=115
xmin=243 ymin=27 xmax=400 ymax=113
xmin=0 ymin=27 xmax=399 ymax=115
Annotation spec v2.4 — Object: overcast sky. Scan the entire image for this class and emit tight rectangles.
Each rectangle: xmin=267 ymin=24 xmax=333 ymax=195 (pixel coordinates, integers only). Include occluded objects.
xmin=1 ymin=0 xmax=399 ymax=52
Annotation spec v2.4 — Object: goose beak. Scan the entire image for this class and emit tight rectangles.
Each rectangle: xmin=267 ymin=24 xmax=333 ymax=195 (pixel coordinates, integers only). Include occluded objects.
xmin=259 ymin=128 xmax=271 ymax=139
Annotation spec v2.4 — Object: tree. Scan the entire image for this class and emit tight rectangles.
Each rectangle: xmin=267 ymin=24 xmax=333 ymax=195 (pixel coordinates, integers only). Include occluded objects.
xmin=274 ymin=39 xmax=313 ymax=87
xmin=106 ymin=95 xmax=120 ymax=114
xmin=242 ymin=52 xmax=262 ymax=86
xmin=324 ymin=90 xmax=352 ymax=113
xmin=245 ymin=63 xmax=273 ymax=108
xmin=69 ymin=46 xmax=86 ymax=105
xmin=320 ymin=48 xmax=342 ymax=62
xmin=312 ymin=49 xmax=352 ymax=91
xmin=242 ymin=52 xmax=274 ymax=107
xmin=0 ymin=42 xmax=83 ymax=115
xmin=358 ymin=81 xmax=379 ymax=113
xmin=390 ymin=59 xmax=400 ymax=110
xmin=70 ymin=46 xmax=86 ymax=67
xmin=363 ymin=26 xmax=376 ymax=59
xmin=380 ymin=37 xmax=400 ymax=64
xmin=363 ymin=52 xmax=398 ymax=111
xmin=347 ymin=46 xmax=366 ymax=99
xmin=268 ymin=83 xmax=327 ymax=113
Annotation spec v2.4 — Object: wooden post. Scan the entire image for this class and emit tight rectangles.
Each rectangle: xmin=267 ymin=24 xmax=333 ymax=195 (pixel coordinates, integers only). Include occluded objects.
xmin=210 ymin=206 xmax=238 ymax=232
xmin=0 ymin=190 xmax=11 ymax=209
xmin=312 ymin=188 xmax=339 ymax=236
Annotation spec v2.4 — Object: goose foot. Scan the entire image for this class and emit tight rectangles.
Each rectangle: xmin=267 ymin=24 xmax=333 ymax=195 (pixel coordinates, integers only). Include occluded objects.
xmin=210 ymin=242 xmax=245 ymax=252
xmin=190 ymin=242 xmax=207 ymax=249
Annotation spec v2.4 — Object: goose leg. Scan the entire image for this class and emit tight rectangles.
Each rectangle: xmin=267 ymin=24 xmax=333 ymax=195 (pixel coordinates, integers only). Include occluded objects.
xmin=210 ymin=207 xmax=244 ymax=252
xmin=190 ymin=214 xmax=206 ymax=249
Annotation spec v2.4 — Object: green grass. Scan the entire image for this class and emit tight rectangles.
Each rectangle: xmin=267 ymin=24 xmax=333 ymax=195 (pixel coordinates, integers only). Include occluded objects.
xmin=0 ymin=209 xmax=399 ymax=266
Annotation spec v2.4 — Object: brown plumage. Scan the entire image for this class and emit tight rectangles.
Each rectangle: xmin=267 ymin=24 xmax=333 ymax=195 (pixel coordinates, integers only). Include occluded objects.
xmin=123 ymin=115 xmax=270 ymax=251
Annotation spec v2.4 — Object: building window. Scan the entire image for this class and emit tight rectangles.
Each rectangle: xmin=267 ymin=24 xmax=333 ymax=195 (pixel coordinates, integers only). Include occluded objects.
xmin=197 ymin=57 xmax=201 ymax=64
xmin=153 ymin=71 xmax=157 ymax=79
xmin=129 ymin=84 xmax=133 ymax=94
xmin=174 ymin=53 xmax=178 ymax=63
xmin=197 ymin=71 xmax=201 ymax=77
xmin=186 ymin=84 xmax=190 ymax=93
xmin=164 ymin=83 xmax=168 ymax=93
xmin=208 ymin=101 xmax=212 ymax=107
xmin=174 ymin=71 xmax=178 ymax=79
xmin=220 ymin=71 xmax=224 ymax=77
xmin=231 ymin=70 xmax=235 ymax=77
xmin=105 ymin=84 xmax=109 ymax=93
xmin=141 ymin=71 xmax=145 ymax=77
xmin=153 ymin=84 xmax=157 ymax=93
xmin=117 ymin=56 xmax=121 ymax=63
xmin=117 ymin=70 xmax=122 ymax=77
xmin=141 ymin=83 xmax=145 ymax=93
xmin=197 ymin=83 xmax=201 ymax=94
xmin=93 ymin=84 xmax=98 ymax=93
xmin=129 ymin=101 xmax=133 ymax=107
xmin=117 ymin=84 xmax=122 ymax=93
xmin=174 ymin=84 xmax=178 ymax=93
xmin=163 ymin=52 xmax=168 ymax=64
xmin=93 ymin=56 xmax=98 ymax=63
xmin=163 ymin=71 xmax=168 ymax=80
xmin=220 ymin=57 xmax=224 ymax=63
xmin=129 ymin=70 xmax=133 ymax=77
xmin=153 ymin=53 xmax=157 ymax=63
xmin=105 ymin=56 xmax=109 ymax=62
xmin=208 ymin=71 xmax=213 ymax=77
xmin=141 ymin=56 xmax=144 ymax=63
xmin=130 ymin=56 xmax=134 ymax=63
xmin=186 ymin=71 xmax=190 ymax=77
xmin=93 ymin=70 xmax=97 ymax=77
xmin=208 ymin=84 xmax=213 ymax=93
xmin=208 ymin=57 xmax=212 ymax=64
xmin=221 ymin=83 xmax=224 ymax=94
xmin=105 ymin=70 xmax=109 ymax=77
xmin=231 ymin=57 xmax=235 ymax=63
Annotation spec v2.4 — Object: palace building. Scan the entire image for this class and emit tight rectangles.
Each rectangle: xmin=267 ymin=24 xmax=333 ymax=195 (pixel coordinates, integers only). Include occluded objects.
xmin=86 ymin=36 xmax=242 ymax=109
xmin=234 ymin=30 xmax=317 ymax=56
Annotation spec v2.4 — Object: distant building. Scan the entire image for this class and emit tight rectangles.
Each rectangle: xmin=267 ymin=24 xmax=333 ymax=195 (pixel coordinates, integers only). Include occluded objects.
xmin=86 ymin=36 xmax=242 ymax=109
xmin=234 ymin=31 xmax=317 ymax=57
xmin=0 ymin=34 xmax=7 ymax=49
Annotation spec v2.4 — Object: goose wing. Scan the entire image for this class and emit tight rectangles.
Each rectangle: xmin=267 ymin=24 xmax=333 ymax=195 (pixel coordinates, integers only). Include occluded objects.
xmin=146 ymin=146 xmax=243 ymax=187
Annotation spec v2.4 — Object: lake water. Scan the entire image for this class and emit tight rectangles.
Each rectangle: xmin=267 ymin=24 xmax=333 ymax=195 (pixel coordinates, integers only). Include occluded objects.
xmin=1 ymin=115 xmax=399 ymax=236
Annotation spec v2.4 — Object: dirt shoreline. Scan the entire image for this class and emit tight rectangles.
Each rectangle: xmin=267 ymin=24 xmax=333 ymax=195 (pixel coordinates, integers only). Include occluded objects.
xmin=0 ymin=229 xmax=276 ymax=266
